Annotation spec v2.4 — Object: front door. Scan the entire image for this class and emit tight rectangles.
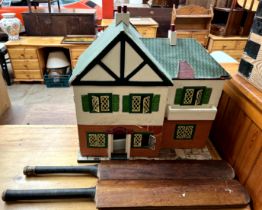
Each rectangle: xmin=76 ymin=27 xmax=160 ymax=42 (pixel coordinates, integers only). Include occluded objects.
xmin=111 ymin=128 xmax=127 ymax=159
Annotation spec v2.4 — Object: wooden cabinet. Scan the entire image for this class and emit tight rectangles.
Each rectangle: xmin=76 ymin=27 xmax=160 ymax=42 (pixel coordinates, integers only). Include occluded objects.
xmin=101 ymin=18 xmax=159 ymax=38
xmin=7 ymin=46 xmax=44 ymax=81
xmin=207 ymin=34 xmax=248 ymax=61
xmin=172 ymin=5 xmax=213 ymax=46
xmin=69 ymin=47 xmax=87 ymax=68
xmin=6 ymin=37 xmax=90 ymax=82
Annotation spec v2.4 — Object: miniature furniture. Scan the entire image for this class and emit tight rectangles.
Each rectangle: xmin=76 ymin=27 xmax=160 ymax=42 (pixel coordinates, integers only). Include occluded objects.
xmin=26 ymin=0 xmax=60 ymax=13
xmin=0 ymin=43 xmax=11 ymax=85
xmin=5 ymin=36 xmax=91 ymax=82
xmin=22 ymin=8 xmax=96 ymax=36
xmin=171 ymin=5 xmax=213 ymax=46
xmin=101 ymin=18 xmax=159 ymax=38
xmin=210 ymin=64 xmax=262 ymax=210
xmin=0 ymin=74 xmax=10 ymax=116
xmin=207 ymin=34 xmax=248 ymax=61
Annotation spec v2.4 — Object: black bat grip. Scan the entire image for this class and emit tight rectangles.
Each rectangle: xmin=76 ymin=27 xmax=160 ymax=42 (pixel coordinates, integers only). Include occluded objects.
xmin=23 ymin=165 xmax=98 ymax=177
xmin=2 ymin=187 xmax=96 ymax=202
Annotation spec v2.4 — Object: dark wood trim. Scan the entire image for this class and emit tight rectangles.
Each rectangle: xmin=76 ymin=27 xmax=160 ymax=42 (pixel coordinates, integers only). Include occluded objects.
xmin=99 ymin=61 xmax=119 ymax=81
xmin=125 ymin=61 xmax=146 ymax=81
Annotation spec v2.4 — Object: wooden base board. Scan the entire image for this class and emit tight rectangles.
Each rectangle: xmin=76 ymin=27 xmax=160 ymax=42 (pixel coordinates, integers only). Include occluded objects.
xmin=77 ymin=144 xmax=214 ymax=163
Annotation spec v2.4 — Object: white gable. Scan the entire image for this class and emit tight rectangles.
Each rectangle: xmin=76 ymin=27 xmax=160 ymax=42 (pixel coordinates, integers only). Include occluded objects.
xmin=81 ymin=65 xmax=115 ymax=81
xmin=101 ymin=42 xmax=121 ymax=77
xmin=125 ymin=42 xmax=143 ymax=77
xmin=129 ymin=64 xmax=163 ymax=82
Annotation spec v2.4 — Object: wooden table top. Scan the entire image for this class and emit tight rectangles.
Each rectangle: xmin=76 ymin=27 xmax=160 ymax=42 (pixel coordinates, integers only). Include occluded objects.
xmin=5 ymin=36 xmax=91 ymax=47
xmin=0 ymin=125 xmax=97 ymax=210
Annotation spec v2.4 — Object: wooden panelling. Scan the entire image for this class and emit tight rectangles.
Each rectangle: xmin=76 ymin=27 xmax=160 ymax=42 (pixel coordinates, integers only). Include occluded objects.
xmin=135 ymin=26 xmax=158 ymax=38
xmin=210 ymin=71 xmax=262 ymax=210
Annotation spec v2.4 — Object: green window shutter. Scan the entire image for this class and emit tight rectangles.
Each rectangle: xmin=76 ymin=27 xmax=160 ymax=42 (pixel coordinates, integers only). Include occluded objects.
xmin=151 ymin=95 xmax=160 ymax=112
xmin=112 ymin=95 xmax=119 ymax=112
xmin=202 ymin=88 xmax=212 ymax=104
xmin=81 ymin=95 xmax=90 ymax=112
xmin=174 ymin=88 xmax=183 ymax=104
xmin=122 ymin=95 xmax=130 ymax=112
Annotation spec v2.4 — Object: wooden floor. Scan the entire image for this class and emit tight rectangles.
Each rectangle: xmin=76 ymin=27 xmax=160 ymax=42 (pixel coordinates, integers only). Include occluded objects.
xmin=0 ymin=84 xmax=76 ymax=125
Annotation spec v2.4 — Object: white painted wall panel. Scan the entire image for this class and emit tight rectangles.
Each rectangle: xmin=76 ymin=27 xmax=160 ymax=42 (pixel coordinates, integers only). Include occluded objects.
xmin=129 ymin=64 xmax=163 ymax=82
xmin=73 ymin=86 xmax=168 ymax=125
xmin=167 ymin=105 xmax=217 ymax=120
xmin=125 ymin=42 xmax=143 ymax=77
xmin=101 ymin=42 xmax=121 ymax=77
xmin=81 ymin=65 xmax=115 ymax=81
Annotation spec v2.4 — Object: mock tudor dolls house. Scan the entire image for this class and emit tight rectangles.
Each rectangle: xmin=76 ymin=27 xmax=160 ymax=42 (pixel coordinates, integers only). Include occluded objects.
xmin=69 ymin=7 xmax=230 ymax=160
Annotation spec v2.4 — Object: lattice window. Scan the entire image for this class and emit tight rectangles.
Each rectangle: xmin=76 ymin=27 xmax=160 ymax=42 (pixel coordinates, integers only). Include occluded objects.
xmin=174 ymin=125 xmax=196 ymax=140
xmin=100 ymin=96 xmax=110 ymax=112
xmin=131 ymin=96 xmax=142 ymax=113
xmin=89 ymin=93 xmax=112 ymax=113
xmin=133 ymin=134 xmax=142 ymax=147
xmin=129 ymin=94 xmax=153 ymax=113
xmin=143 ymin=96 xmax=150 ymax=113
xmin=91 ymin=96 xmax=100 ymax=112
xmin=131 ymin=132 xmax=153 ymax=148
xmin=195 ymin=89 xmax=204 ymax=105
xmin=181 ymin=87 xmax=205 ymax=105
xmin=87 ymin=133 xmax=107 ymax=148
xmin=183 ymin=89 xmax=194 ymax=105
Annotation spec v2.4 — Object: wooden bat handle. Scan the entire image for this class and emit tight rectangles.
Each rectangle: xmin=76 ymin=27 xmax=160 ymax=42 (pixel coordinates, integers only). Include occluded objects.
xmin=2 ymin=187 xmax=96 ymax=202
xmin=23 ymin=165 xmax=98 ymax=177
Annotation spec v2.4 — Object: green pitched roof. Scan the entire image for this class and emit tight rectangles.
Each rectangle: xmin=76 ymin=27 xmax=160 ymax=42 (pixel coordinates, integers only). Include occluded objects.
xmin=69 ymin=22 xmax=172 ymax=85
xmin=141 ymin=38 xmax=230 ymax=80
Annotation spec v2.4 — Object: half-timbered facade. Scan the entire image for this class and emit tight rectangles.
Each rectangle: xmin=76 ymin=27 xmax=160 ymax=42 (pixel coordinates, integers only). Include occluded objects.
xmin=70 ymin=10 xmax=230 ymax=160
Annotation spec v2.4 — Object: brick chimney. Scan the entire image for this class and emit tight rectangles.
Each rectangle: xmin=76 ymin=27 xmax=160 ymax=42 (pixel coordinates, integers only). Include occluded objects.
xmin=115 ymin=6 xmax=130 ymax=26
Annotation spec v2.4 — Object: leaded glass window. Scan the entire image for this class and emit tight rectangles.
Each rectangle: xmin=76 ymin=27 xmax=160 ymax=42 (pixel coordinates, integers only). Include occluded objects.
xmin=130 ymin=94 xmax=153 ymax=113
xmin=181 ymin=87 xmax=205 ymax=105
xmin=174 ymin=124 xmax=196 ymax=140
xmin=131 ymin=132 xmax=155 ymax=149
xmin=87 ymin=133 xmax=108 ymax=148
xmin=89 ymin=93 xmax=112 ymax=113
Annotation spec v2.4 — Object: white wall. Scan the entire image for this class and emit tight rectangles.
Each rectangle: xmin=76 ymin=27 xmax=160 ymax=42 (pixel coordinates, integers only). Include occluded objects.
xmin=73 ymin=86 xmax=168 ymax=125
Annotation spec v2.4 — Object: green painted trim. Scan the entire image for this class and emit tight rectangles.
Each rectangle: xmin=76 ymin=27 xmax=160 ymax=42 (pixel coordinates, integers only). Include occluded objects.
xmin=122 ymin=95 xmax=130 ymax=112
xmin=112 ymin=95 xmax=119 ymax=112
xmin=86 ymin=132 xmax=108 ymax=148
xmin=151 ymin=95 xmax=160 ymax=112
xmin=81 ymin=95 xmax=90 ymax=112
xmin=129 ymin=93 xmax=153 ymax=114
xmin=173 ymin=124 xmax=196 ymax=140
xmin=131 ymin=132 xmax=152 ymax=148
xmin=202 ymin=88 xmax=212 ymax=104
xmin=181 ymin=86 xmax=205 ymax=106
xmin=174 ymin=88 xmax=183 ymax=104
xmin=88 ymin=93 xmax=113 ymax=113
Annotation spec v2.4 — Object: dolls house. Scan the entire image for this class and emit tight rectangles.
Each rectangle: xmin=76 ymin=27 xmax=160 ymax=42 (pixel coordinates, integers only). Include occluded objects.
xmin=69 ymin=7 xmax=230 ymax=160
